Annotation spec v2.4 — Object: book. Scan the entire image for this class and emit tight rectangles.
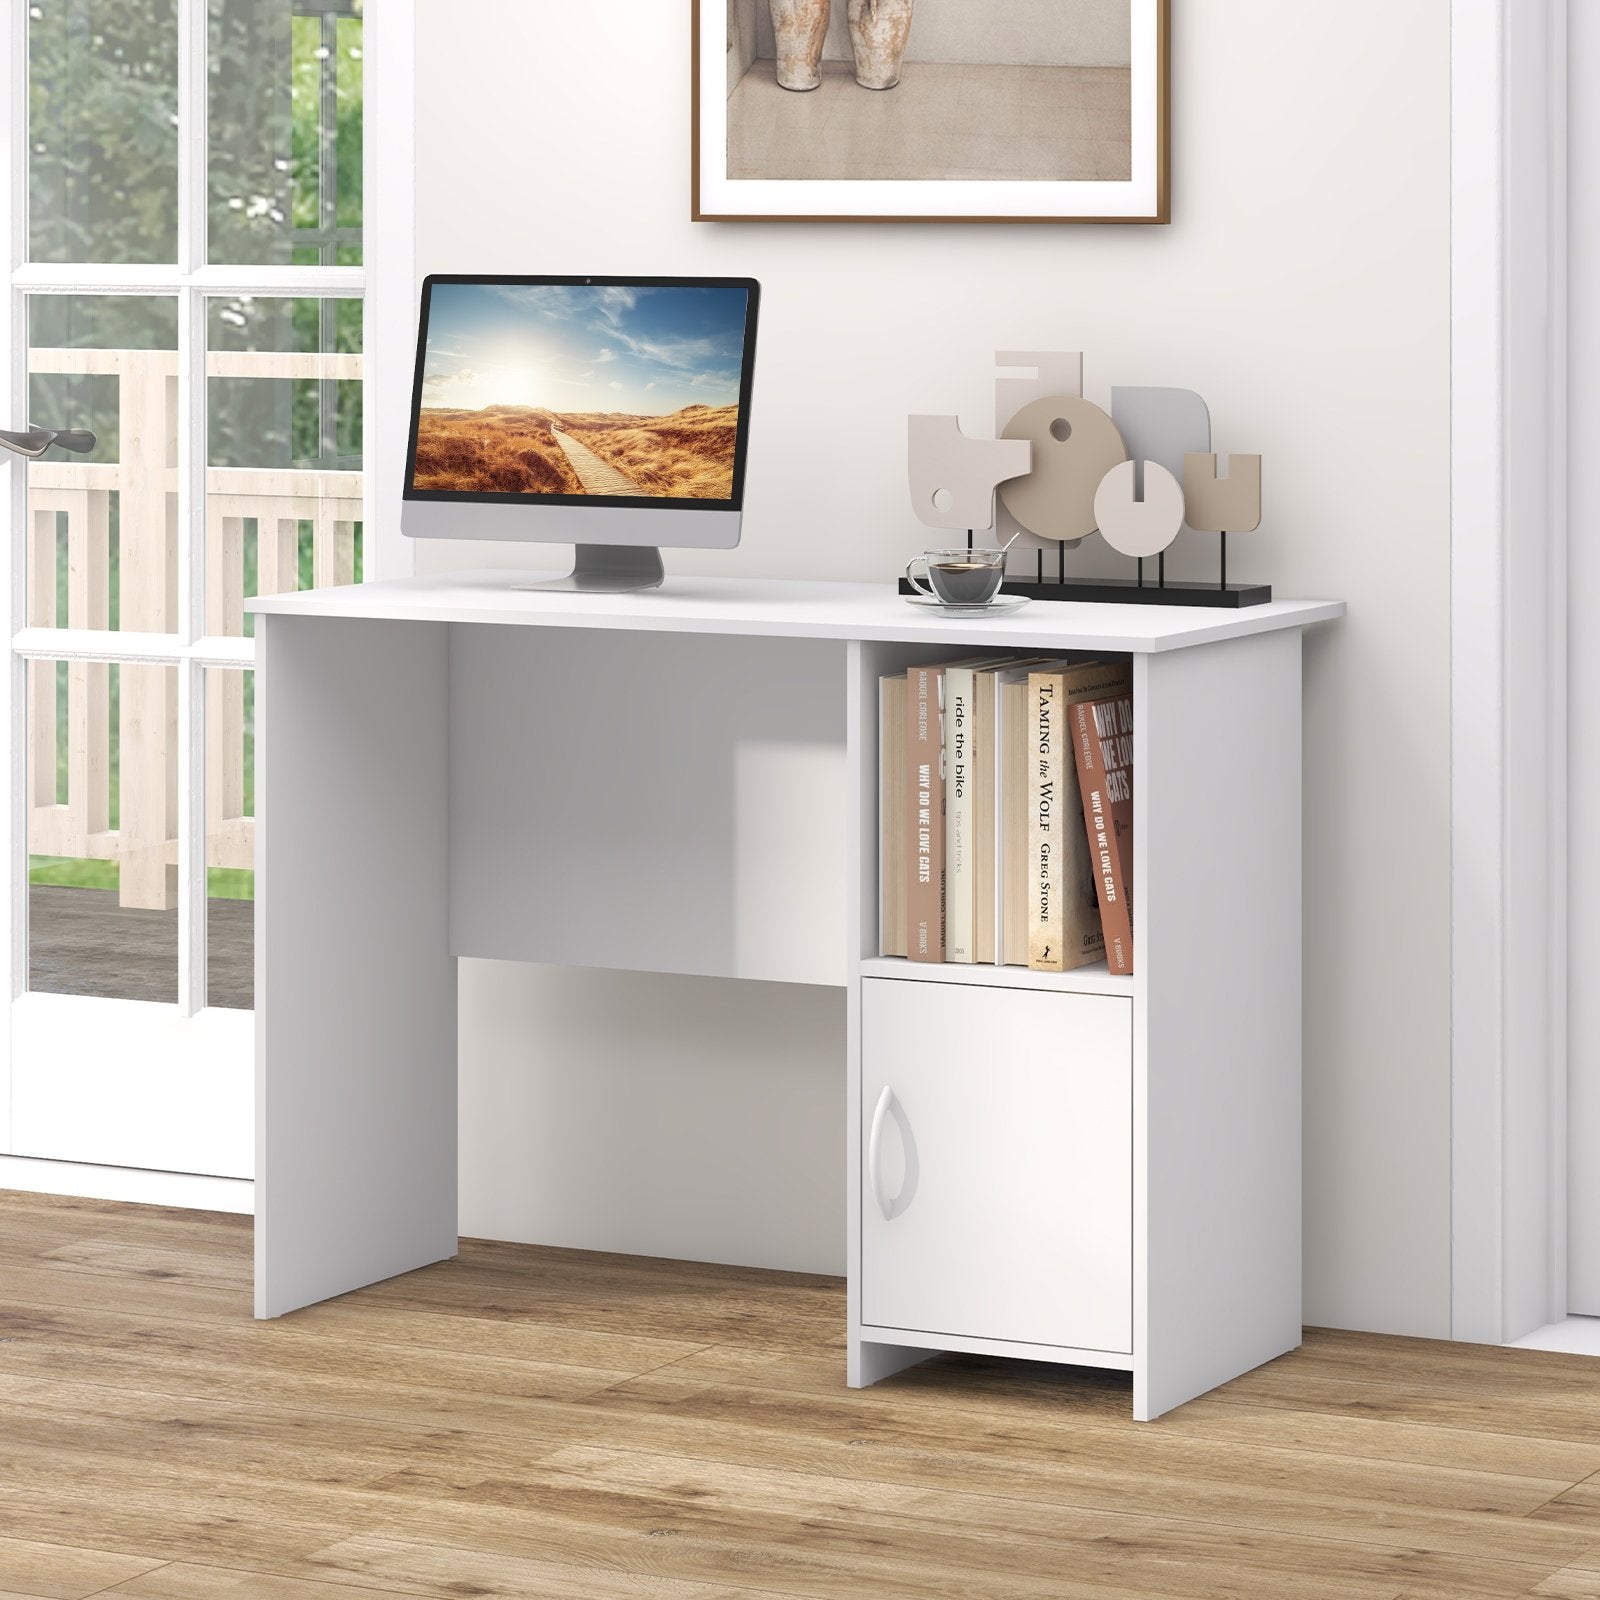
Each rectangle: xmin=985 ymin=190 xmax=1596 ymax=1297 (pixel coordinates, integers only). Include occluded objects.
xmin=906 ymin=662 xmax=946 ymax=961
xmin=998 ymin=672 xmax=1030 ymax=965
xmin=992 ymin=657 xmax=1055 ymax=966
xmin=1073 ymin=690 xmax=1136 ymax=975
xmin=879 ymin=674 xmax=906 ymax=959
xmin=944 ymin=663 xmax=979 ymax=963
xmin=971 ymin=663 xmax=1000 ymax=965
xmin=1027 ymin=660 xmax=1131 ymax=972
xmin=943 ymin=657 xmax=1012 ymax=964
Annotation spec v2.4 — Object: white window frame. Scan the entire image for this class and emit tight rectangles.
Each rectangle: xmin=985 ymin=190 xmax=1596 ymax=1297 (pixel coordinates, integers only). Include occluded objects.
xmin=0 ymin=0 xmax=414 ymax=1182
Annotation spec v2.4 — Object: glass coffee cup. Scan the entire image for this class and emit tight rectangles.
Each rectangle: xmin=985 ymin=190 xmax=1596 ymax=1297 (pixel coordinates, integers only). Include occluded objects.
xmin=905 ymin=547 xmax=1008 ymax=607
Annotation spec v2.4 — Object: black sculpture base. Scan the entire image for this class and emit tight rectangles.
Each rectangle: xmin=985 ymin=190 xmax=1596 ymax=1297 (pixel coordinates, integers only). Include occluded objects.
xmin=897 ymin=575 xmax=1272 ymax=609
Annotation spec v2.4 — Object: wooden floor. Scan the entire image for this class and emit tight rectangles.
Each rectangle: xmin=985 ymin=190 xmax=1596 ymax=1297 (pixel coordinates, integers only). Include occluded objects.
xmin=5 ymin=1194 xmax=1600 ymax=1600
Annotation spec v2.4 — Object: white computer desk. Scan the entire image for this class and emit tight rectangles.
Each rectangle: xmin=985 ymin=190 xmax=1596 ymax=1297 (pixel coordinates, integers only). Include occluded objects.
xmin=248 ymin=570 xmax=1343 ymax=1420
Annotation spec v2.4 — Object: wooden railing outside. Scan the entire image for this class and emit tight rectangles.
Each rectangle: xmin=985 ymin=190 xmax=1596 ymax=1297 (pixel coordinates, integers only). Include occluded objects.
xmin=26 ymin=346 xmax=363 ymax=910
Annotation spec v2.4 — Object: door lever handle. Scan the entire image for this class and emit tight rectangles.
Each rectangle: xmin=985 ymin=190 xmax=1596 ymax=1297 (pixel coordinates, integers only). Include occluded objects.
xmin=869 ymin=1085 xmax=895 ymax=1220
xmin=0 ymin=425 xmax=96 ymax=460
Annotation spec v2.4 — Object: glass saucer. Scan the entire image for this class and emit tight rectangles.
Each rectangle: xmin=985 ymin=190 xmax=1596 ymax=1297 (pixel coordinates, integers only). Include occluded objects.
xmin=902 ymin=593 xmax=1030 ymax=618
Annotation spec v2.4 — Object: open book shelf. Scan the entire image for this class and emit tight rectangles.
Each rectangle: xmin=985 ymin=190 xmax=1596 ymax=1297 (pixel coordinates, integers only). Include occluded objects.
xmin=874 ymin=647 xmax=1136 ymax=984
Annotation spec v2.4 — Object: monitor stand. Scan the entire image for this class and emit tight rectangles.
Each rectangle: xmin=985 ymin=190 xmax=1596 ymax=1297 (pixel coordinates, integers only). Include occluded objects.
xmin=514 ymin=544 xmax=664 ymax=594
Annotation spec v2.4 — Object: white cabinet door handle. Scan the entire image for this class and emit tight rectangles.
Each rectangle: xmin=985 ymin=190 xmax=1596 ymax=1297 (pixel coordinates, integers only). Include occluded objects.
xmin=869 ymin=1085 xmax=895 ymax=1220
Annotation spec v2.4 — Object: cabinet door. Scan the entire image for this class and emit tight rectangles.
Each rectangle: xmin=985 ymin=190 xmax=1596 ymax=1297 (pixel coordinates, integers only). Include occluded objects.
xmin=861 ymin=979 xmax=1132 ymax=1352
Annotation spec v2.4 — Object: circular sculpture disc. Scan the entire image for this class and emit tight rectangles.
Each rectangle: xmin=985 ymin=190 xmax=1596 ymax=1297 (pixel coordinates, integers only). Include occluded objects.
xmin=1094 ymin=459 xmax=1186 ymax=559
xmin=998 ymin=395 xmax=1127 ymax=544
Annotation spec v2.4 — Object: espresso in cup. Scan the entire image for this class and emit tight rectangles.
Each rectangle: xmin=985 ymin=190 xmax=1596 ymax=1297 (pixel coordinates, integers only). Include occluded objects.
xmin=929 ymin=558 xmax=1004 ymax=605
xmin=906 ymin=547 xmax=1007 ymax=607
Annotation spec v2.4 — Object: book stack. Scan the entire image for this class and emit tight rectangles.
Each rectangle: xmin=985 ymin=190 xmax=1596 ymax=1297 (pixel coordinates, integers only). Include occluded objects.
xmin=880 ymin=655 xmax=1135 ymax=975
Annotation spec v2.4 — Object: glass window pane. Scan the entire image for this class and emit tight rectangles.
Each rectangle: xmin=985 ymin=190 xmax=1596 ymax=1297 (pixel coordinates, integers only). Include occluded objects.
xmin=29 ymin=659 xmax=178 ymax=1002
xmin=27 ymin=296 xmax=179 ymax=636
xmin=28 ymin=0 xmax=180 ymax=264
xmin=206 ymin=667 xmax=252 ymax=1009
xmin=207 ymin=295 xmax=362 ymax=636
xmin=209 ymin=0 xmax=363 ymax=266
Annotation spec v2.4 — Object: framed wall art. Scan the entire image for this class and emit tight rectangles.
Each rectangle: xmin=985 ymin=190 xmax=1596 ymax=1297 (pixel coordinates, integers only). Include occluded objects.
xmin=692 ymin=0 xmax=1170 ymax=223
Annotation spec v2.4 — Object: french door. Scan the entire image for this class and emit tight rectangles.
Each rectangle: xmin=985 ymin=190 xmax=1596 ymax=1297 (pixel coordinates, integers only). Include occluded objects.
xmin=0 ymin=0 xmax=405 ymax=1179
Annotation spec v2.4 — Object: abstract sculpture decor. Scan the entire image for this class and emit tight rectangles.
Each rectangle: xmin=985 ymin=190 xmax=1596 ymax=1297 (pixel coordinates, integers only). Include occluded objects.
xmin=1093 ymin=460 xmax=1187 ymax=560
xmin=998 ymin=395 xmax=1126 ymax=544
xmin=1183 ymin=453 xmax=1263 ymax=591
xmin=993 ymin=350 xmax=1087 ymax=552
xmin=1110 ymin=386 xmax=1211 ymax=532
xmin=905 ymin=416 xmax=1030 ymax=532
xmin=1184 ymin=453 xmax=1263 ymax=530
xmin=903 ymin=353 xmax=1271 ymax=608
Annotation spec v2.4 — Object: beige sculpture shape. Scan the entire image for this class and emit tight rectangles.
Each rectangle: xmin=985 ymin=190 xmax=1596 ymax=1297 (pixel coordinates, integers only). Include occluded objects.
xmin=998 ymin=395 xmax=1127 ymax=544
xmin=907 ymin=415 xmax=1032 ymax=532
xmin=1183 ymin=453 xmax=1262 ymax=533
xmin=994 ymin=351 xmax=1086 ymax=550
xmin=995 ymin=351 xmax=1084 ymax=436
xmin=1093 ymin=460 xmax=1186 ymax=559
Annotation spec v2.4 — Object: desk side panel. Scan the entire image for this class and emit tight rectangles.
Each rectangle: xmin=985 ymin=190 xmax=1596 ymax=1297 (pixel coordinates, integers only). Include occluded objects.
xmin=1135 ymin=629 xmax=1303 ymax=1419
xmin=255 ymin=614 xmax=456 ymax=1317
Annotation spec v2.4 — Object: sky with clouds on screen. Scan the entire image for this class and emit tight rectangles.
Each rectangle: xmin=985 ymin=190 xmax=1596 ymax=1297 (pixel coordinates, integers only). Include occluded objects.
xmin=419 ymin=283 xmax=750 ymax=416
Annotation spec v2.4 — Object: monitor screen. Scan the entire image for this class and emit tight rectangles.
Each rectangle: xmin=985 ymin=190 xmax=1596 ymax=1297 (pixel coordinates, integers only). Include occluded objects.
xmin=404 ymin=276 xmax=758 ymax=511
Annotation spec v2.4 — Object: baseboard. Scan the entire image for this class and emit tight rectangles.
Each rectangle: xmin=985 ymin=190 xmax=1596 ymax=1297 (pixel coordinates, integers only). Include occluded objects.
xmin=0 ymin=1155 xmax=253 ymax=1214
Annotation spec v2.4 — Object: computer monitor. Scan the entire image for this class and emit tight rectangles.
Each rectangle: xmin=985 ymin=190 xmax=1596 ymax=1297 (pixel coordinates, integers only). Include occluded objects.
xmin=401 ymin=274 xmax=760 ymax=592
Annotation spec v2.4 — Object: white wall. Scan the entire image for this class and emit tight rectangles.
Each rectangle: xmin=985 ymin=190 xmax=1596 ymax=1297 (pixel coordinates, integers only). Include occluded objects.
xmin=417 ymin=0 xmax=1453 ymax=1331
xmin=752 ymin=0 xmax=1131 ymax=72
xmin=458 ymin=963 xmax=845 ymax=1274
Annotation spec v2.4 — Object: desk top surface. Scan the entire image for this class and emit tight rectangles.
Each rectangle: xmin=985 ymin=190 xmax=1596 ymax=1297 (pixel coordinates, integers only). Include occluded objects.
xmin=247 ymin=570 xmax=1345 ymax=654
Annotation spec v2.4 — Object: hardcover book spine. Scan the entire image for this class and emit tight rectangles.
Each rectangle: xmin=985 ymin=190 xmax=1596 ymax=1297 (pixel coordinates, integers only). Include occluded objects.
xmin=906 ymin=665 xmax=945 ymax=962
xmin=1073 ymin=693 xmax=1135 ymax=975
xmin=1000 ymin=678 xmax=1029 ymax=965
xmin=945 ymin=666 xmax=977 ymax=962
xmin=879 ymin=675 xmax=906 ymax=959
xmin=1027 ymin=671 xmax=1067 ymax=971
xmin=973 ymin=668 xmax=999 ymax=965
xmin=1063 ymin=781 xmax=1106 ymax=970
xmin=1026 ymin=659 xmax=1129 ymax=971
xmin=1059 ymin=660 xmax=1130 ymax=969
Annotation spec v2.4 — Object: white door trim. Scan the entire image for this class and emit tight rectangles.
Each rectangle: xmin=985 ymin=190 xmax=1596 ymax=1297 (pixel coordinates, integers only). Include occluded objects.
xmin=365 ymin=0 xmax=418 ymax=585
xmin=0 ymin=3 xmax=416 ymax=1203
xmin=0 ymin=0 xmax=24 ymax=1153
xmin=1450 ymin=0 xmax=1568 ymax=1344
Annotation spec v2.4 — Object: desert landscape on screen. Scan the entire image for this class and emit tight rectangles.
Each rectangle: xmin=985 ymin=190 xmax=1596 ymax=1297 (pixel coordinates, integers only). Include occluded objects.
xmin=412 ymin=403 xmax=739 ymax=500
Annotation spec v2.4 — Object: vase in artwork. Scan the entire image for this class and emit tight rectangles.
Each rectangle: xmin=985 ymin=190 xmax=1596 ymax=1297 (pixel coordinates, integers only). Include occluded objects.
xmin=847 ymin=0 xmax=913 ymax=90
xmin=769 ymin=0 xmax=829 ymax=91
